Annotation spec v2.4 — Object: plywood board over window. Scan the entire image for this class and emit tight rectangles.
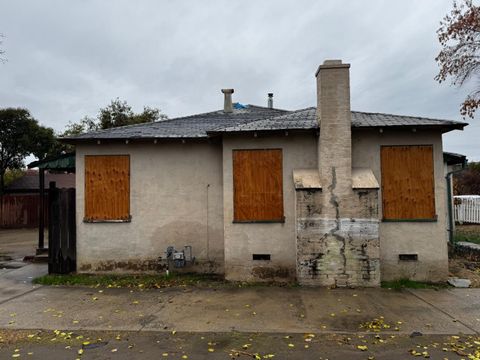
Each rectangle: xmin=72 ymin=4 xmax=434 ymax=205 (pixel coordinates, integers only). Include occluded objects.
xmin=233 ymin=149 xmax=284 ymax=222
xmin=381 ymin=145 xmax=436 ymax=221
xmin=84 ymin=155 xmax=130 ymax=222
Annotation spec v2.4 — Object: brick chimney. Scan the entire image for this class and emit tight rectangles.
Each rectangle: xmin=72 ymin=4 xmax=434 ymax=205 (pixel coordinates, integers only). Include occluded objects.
xmin=221 ymin=89 xmax=234 ymax=113
xmin=295 ymin=60 xmax=380 ymax=287
xmin=316 ymin=60 xmax=352 ymax=215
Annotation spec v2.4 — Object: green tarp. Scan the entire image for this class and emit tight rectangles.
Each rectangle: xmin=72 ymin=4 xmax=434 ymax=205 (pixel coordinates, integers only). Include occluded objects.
xmin=28 ymin=153 xmax=75 ymax=170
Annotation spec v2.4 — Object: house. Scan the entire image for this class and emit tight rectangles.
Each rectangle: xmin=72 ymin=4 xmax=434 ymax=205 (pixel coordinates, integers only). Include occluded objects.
xmin=1 ymin=169 xmax=75 ymax=229
xmin=63 ymin=60 xmax=468 ymax=286
xmin=5 ymin=170 xmax=75 ymax=193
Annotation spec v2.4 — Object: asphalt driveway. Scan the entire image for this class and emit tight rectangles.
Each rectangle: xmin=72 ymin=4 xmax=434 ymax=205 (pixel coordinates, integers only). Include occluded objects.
xmin=0 ymin=229 xmax=39 ymax=261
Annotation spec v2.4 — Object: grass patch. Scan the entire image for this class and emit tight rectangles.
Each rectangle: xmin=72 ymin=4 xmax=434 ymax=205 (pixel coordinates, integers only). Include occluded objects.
xmin=381 ymin=278 xmax=449 ymax=290
xmin=454 ymin=225 xmax=480 ymax=245
xmin=454 ymin=233 xmax=480 ymax=245
xmin=33 ymin=272 xmax=225 ymax=289
xmin=33 ymin=272 xmax=301 ymax=289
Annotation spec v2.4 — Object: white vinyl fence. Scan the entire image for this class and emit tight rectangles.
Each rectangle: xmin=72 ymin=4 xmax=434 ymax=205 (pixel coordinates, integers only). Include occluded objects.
xmin=454 ymin=195 xmax=480 ymax=224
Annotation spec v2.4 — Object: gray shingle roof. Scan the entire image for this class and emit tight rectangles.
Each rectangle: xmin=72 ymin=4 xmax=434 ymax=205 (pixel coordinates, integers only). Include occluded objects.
xmin=64 ymin=105 xmax=288 ymax=141
xmin=63 ymin=105 xmax=467 ymax=142
xmin=210 ymin=107 xmax=316 ymax=133
xmin=210 ymin=107 xmax=468 ymax=133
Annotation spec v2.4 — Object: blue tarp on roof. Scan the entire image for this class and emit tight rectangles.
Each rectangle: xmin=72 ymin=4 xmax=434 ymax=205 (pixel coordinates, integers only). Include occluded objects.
xmin=233 ymin=102 xmax=248 ymax=109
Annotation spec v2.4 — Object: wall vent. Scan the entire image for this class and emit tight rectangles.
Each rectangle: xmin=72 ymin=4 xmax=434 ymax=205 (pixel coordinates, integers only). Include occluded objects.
xmin=253 ymin=254 xmax=271 ymax=261
xmin=399 ymin=254 xmax=418 ymax=261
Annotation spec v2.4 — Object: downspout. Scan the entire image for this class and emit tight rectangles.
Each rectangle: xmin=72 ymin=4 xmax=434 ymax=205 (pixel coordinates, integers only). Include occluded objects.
xmin=446 ymin=158 xmax=467 ymax=243
xmin=206 ymin=183 xmax=210 ymax=261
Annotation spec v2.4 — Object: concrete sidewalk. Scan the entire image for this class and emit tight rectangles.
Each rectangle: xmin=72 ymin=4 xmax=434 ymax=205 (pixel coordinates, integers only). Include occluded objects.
xmin=0 ymin=263 xmax=45 ymax=303
xmin=0 ymin=265 xmax=479 ymax=335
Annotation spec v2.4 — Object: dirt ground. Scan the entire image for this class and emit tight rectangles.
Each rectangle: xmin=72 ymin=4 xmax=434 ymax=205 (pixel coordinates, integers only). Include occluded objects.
xmin=449 ymin=224 xmax=480 ymax=287
xmin=449 ymin=257 xmax=480 ymax=286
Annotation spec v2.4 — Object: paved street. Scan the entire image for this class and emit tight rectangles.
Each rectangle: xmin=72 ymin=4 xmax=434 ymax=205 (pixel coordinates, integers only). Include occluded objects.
xmin=0 ymin=263 xmax=478 ymax=358
xmin=1 ymin=329 xmax=478 ymax=360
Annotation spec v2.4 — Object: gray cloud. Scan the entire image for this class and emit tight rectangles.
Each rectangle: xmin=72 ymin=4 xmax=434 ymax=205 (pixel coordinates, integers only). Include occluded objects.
xmin=0 ymin=0 xmax=477 ymax=159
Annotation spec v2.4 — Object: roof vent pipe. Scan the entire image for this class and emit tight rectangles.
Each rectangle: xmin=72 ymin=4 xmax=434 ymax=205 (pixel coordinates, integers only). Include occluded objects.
xmin=268 ymin=93 xmax=273 ymax=109
xmin=221 ymin=89 xmax=234 ymax=113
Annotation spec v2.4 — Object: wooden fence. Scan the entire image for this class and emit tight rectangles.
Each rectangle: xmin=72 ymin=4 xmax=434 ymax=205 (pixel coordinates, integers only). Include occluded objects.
xmin=48 ymin=186 xmax=76 ymax=274
xmin=0 ymin=194 xmax=48 ymax=228
xmin=454 ymin=196 xmax=480 ymax=224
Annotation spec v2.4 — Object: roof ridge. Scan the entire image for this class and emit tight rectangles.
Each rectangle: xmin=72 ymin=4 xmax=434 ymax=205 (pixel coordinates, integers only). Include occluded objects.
xmin=271 ymin=106 xmax=316 ymax=115
xmin=246 ymin=104 xmax=291 ymax=112
xmin=203 ymin=106 xmax=291 ymax=132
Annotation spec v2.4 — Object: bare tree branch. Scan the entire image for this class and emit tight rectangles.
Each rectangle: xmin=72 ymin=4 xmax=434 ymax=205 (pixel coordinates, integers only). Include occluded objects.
xmin=436 ymin=0 xmax=480 ymax=118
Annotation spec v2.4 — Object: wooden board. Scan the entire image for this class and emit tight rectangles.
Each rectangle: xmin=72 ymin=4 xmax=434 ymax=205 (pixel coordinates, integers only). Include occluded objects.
xmin=233 ymin=149 xmax=284 ymax=222
xmin=84 ymin=155 xmax=130 ymax=221
xmin=380 ymin=145 xmax=435 ymax=220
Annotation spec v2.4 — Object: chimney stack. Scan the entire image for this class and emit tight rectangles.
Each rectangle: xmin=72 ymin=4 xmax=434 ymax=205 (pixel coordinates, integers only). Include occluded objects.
xmin=221 ymin=89 xmax=234 ymax=113
xmin=267 ymin=93 xmax=273 ymax=109
xmin=316 ymin=59 xmax=352 ymax=211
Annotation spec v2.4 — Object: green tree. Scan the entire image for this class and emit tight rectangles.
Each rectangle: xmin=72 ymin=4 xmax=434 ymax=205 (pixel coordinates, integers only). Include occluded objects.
xmin=62 ymin=99 xmax=167 ymax=136
xmin=436 ymin=0 xmax=480 ymax=118
xmin=61 ymin=116 xmax=98 ymax=137
xmin=0 ymin=108 xmax=57 ymax=194
xmin=4 ymin=169 xmax=25 ymax=188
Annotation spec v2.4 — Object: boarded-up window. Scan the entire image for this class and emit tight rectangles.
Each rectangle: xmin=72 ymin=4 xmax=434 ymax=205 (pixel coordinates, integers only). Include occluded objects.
xmin=84 ymin=155 xmax=130 ymax=222
xmin=380 ymin=145 xmax=435 ymax=220
xmin=233 ymin=149 xmax=284 ymax=222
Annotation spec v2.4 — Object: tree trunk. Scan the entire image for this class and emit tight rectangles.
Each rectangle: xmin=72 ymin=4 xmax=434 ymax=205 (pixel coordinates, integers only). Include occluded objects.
xmin=0 ymin=170 xmax=5 ymax=196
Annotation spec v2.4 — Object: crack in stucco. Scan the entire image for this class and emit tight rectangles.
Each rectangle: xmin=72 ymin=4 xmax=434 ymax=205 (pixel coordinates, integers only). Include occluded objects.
xmin=295 ymin=168 xmax=381 ymax=287
xmin=327 ymin=167 xmax=347 ymax=277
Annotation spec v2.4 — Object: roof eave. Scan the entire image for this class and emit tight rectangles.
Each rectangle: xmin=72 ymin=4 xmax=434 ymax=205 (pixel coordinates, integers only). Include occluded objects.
xmin=443 ymin=151 xmax=467 ymax=166
xmin=60 ymin=135 xmax=211 ymax=144
xmin=352 ymin=123 xmax=468 ymax=133
xmin=206 ymin=128 xmax=318 ymax=136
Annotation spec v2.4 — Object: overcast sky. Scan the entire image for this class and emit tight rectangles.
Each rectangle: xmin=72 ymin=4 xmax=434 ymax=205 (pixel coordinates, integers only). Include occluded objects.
xmin=0 ymin=0 xmax=478 ymax=160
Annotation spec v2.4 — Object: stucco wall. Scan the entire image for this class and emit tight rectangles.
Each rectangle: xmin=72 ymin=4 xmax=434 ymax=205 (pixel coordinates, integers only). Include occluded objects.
xmin=75 ymin=140 xmax=224 ymax=274
xmin=221 ymin=132 xmax=318 ymax=281
xmin=352 ymin=128 xmax=448 ymax=282
xmin=75 ymin=127 xmax=449 ymax=283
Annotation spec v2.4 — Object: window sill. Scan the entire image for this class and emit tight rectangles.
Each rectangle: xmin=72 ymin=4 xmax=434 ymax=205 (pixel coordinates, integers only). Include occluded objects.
xmin=83 ymin=216 xmax=132 ymax=223
xmin=382 ymin=218 xmax=437 ymax=223
xmin=233 ymin=219 xmax=285 ymax=224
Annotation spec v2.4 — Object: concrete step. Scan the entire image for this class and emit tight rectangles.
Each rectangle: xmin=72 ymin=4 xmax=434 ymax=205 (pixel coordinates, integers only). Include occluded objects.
xmin=32 ymin=254 xmax=49 ymax=263
xmin=36 ymin=248 xmax=48 ymax=256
